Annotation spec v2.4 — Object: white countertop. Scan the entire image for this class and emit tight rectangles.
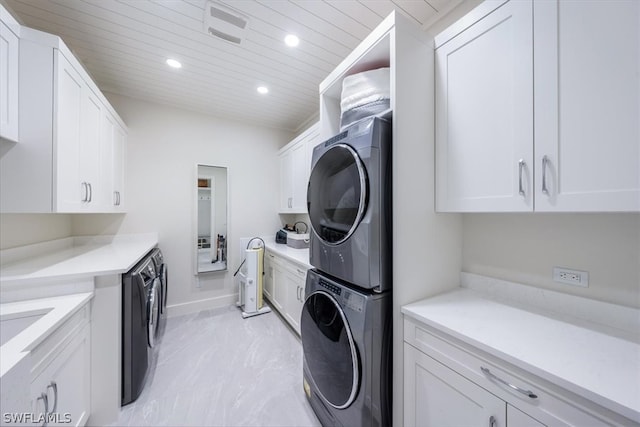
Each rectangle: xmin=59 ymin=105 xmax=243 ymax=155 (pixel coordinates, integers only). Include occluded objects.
xmin=0 ymin=233 xmax=158 ymax=287
xmin=0 ymin=292 xmax=93 ymax=377
xmin=263 ymin=237 xmax=312 ymax=269
xmin=402 ymin=287 xmax=640 ymax=423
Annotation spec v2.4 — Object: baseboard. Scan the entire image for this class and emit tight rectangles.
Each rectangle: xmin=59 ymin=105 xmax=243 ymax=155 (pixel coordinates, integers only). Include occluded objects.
xmin=166 ymin=294 xmax=237 ymax=318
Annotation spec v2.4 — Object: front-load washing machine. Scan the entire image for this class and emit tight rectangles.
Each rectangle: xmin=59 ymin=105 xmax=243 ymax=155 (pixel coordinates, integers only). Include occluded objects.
xmin=121 ymin=252 xmax=161 ymax=405
xmin=307 ymin=116 xmax=391 ymax=292
xmin=301 ymin=268 xmax=392 ymax=427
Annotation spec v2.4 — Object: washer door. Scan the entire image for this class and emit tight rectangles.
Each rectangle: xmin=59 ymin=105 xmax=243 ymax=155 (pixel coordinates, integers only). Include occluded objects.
xmin=147 ymin=278 xmax=160 ymax=348
xmin=301 ymin=290 xmax=359 ymax=409
xmin=308 ymin=143 xmax=367 ymax=245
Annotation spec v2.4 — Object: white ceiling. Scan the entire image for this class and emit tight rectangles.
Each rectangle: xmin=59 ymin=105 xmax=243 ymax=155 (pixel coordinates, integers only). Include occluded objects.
xmin=5 ymin=0 xmax=461 ymax=131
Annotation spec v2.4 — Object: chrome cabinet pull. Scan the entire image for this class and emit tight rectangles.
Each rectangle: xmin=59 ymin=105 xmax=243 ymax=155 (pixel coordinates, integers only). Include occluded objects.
xmin=88 ymin=183 xmax=93 ymax=202
xmin=81 ymin=182 xmax=88 ymax=202
xmin=481 ymin=367 xmax=538 ymax=399
xmin=46 ymin=381 xmax=58 ymax=413
xmin=37 ymin=392 xmax=49 ymax=426
xmin=114 ymin=191 xmax=118 ymax=206
xmin=518 ymin=159 xmax=526 ymax=196
xmin=489 ymin=415 xmax=496 ymax=427
xmin=541 ymin=155 xmax=549 ymax=195
xmin=118 ymin=191 xmax=121 ymax=206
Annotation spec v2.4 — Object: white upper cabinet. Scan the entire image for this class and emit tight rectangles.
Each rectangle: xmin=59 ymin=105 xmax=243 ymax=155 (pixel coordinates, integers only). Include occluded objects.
xmin=0 ymin=5 xmax=20 ymax=142
xmin=534 ymin=0 xmax=640 ymax=212
xmin=436 ymin=0 xmax=640 ymax=212
xmin=0 ymin=26 xmax=127 ymax=213
xmin=436 ymin=0 xmax=533 ymax=212
xmin=279 ymin=123 xmax=319 ymax=214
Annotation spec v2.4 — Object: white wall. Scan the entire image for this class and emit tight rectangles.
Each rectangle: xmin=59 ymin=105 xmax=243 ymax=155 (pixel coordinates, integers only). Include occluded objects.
xmin=72 ymin=94 xmax=292 ymax=315
xmin=462 ymin=213 xmax=640 ymax=308
xmin=0 ymin=214 xmax=72 ymax=249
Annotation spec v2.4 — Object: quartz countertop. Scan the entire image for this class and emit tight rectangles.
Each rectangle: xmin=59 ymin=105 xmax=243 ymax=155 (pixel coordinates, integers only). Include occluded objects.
xmin=263 ymin=237 xmax=312 ymax=269
xmin=0 ymin=233 xmax=158 ymax=287
xmin=402 ymin=286 xmax=640 ymax=423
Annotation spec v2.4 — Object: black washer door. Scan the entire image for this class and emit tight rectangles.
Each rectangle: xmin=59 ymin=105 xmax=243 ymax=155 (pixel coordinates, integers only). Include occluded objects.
xmin=301 ymin=290 xmax=359 ymax=409
xmin=308 ymin=143 xmax=367 ymax=245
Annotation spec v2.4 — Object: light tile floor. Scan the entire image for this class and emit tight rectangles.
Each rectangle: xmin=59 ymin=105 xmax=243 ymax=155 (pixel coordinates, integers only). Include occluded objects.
xmin=111 ymin=304 xmax=320 ymax=426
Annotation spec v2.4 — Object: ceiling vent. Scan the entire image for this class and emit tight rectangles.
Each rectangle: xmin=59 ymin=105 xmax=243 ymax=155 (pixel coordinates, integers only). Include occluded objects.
xmin=203 ymin=1 xmax=249 ymax=45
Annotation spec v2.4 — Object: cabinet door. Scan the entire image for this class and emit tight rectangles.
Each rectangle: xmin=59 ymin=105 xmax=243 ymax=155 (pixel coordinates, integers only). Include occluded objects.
xmin=98 ymin=108 xmax=115 ymax=212
xmin=54 ymin=53 xmax=84 ymax=212
xmin=31 ymin=324 xmax=90 ymax=427
xmin=263 ymin=252 xmax=275 ymax=300
xmin=507 ymin=405 xmax=546 ymax=427
xmin=404 ymin=344 xmax=505 ymax=427
xmin=436 ymin=0 xmax=534 ymax=212
xmin=271 ymin=261 xmax=285 ymax=312
xmin=534 ymin=0 xmax=640 ymax=212
xmin=283 ymin=266 xmax=306 ymax=335
xmin=0 ymin=20 xmax=19 ymax=142
xmin=113 ymin=124 xmax=126 ymax=211
xmin=80 ymin=85 xmax=102 ymax=211
xmin=279 ymin=149 xmax=293 ymax=212
xmin=291 ymin=141 xmax=308 ymax=212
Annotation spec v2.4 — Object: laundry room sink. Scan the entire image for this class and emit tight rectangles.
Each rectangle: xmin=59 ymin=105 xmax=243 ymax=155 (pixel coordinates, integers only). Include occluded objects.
xmin=0 ymin=308 xmax=51 ymax=346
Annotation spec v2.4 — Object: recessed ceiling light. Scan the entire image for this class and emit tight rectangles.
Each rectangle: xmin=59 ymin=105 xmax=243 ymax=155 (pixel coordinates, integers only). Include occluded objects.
xmin=284 ymin=34 xmax=299 ymax=47
xmin=257 ymin=86 xmax=269 ymax=94
xmin=166 ymin=58 xmax=182 ymax=69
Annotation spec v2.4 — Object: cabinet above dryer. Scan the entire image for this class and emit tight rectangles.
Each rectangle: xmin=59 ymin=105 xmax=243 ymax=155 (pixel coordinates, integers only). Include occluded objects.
xmin=0 ymin=26 xmax=127 ymax=213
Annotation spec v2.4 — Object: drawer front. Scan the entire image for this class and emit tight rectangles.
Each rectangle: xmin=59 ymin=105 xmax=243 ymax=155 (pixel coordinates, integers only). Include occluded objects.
xmin=404 ymin=317 xmax=627 ymax=426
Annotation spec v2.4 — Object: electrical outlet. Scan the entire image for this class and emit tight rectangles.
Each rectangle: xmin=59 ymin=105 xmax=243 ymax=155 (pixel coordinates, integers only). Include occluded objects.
xmin=553 ymin=267 xmax=589 ymax=287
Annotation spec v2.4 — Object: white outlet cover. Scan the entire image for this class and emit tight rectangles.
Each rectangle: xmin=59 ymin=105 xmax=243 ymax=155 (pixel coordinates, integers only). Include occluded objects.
xmin=553 ymin=267 xmax=589 ymax=287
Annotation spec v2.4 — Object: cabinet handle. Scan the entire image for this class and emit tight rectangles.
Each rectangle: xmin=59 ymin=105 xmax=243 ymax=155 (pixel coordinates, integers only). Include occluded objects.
xmin=541 ymin=155 xmax=549 ymax=195
xmin=47 ymin=381 xmax=58 ymax=413
xmin=37 ymin=392 xmax=49 ymax=426
xmin=118 ymin=191 xmax=121 ymax=206
xmin=518 ymin=159 xmax=526 ymax=196
xmin=81 ymin=182 xmax=88 ymax=202
xmin=114 ymin=191 xmax=118 ymax=206
xmin=87 ymin=183 xmax=93 ymax=202
xmin=489 ymin=415 xmax=496 ymax=427
xmin=481 ymin=367 xmax=538 ymax=399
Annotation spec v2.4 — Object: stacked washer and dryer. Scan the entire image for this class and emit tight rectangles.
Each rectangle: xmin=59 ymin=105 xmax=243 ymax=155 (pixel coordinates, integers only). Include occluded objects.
xmin=302 ymin=69 xmax=392 ymax=427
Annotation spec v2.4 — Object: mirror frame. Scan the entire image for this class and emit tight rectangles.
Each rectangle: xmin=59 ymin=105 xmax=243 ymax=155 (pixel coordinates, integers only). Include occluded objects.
xmin=194 ymin=164 xmax=228 ymax=275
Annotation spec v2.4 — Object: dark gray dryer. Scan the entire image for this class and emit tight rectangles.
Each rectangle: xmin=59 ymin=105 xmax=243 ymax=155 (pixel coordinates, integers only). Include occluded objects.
xmin=150 ymin=247 xmax=167 ymax=338
xmin=301 ymin=268 xmax=392 ymax=427
xmin=307 ymin=116 xmax=391 ymax=292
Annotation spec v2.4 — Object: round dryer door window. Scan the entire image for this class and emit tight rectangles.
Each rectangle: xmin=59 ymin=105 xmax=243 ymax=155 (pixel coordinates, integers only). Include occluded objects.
xmin=308 ymin=143 xmax=367 ymax=245
xmin=301 ymin=290 xmax=359 ymax=409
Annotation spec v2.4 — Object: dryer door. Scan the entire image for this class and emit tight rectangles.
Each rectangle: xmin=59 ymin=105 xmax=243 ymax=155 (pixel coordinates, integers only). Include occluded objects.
xmin=308 ymin=143 xmax=368 ymax=245
xmin=147 ymin=278 xmax=160 ymax=348
xmin=301 ymin=290 xmax=359 ymax=409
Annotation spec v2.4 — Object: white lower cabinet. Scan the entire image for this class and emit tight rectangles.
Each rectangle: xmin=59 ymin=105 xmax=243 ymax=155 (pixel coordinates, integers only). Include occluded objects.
xmin=263 ymin=249 xmax=308 ymax=335
xmin=403 ymin=317 xmax=629 ymax=427
xmin=404 ymin=344 xmax=505 ymax=427
xmin=30 ymin=304 xmax=91 ymax=427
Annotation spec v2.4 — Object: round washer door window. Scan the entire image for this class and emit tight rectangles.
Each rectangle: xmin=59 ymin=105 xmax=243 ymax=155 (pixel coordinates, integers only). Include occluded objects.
xmin=301 ymin=290 xmax=359 ymax=409
xmin=307 ymin=144 xmax=367 ymax=245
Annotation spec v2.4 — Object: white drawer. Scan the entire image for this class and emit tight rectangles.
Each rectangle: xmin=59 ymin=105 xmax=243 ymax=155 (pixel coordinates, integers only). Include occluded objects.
xmin=404 ymin=317 xmax=633 ymax=426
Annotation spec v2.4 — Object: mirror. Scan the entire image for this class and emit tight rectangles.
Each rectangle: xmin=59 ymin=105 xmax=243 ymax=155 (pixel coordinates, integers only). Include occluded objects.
xmin=195 ymin=165 xmax=228 ymax=273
